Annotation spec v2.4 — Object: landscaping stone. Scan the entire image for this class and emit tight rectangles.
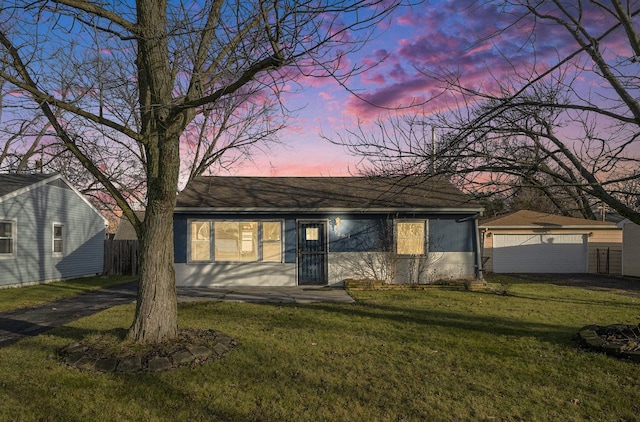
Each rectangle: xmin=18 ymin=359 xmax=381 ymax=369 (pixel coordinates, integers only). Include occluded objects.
xmin=148 ymin=356 xmax=173 ymax=372
xmin=188 ymin=345 xmax=212 ymax=359
xmin=117 ymin=356 xmax=142 ymax=374
xmin=64 ymin=352 xmax=85 ymax=366
xmin=58 ymin=328 xmax=238 ymax=374
xmin=213 ymin=343 xmax=229 ymax=356
xmin=172 ymin=350 xmax=196 ymax=365
xmin=577 ymin=324 xmax=640 ymax=363
xmin=75 ymin=356 xmax=97 ymax=371
xmin=95 ymin=357 xmax=118 ymax=373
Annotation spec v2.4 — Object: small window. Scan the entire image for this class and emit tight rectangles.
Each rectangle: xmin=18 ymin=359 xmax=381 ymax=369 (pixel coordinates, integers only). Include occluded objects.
xmin=214 ymin=221 xmax=258 ymax=261
xmin=190 ymin=221 xmax=211 ymax=261
xmin=53 ymin=224 xmax=64 ymax=256
xmin=0 ymin=220 xmax=15 ymax=257
xmin=262 ymin=221 xmax=282 ymax=262
xmin=306 ymin=227 xmax=319 ymax=241
xmin=396 ymin=221 xmax=426 ymax=255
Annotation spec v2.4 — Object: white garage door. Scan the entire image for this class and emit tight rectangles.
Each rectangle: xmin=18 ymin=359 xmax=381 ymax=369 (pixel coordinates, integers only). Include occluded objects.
xmin=493 ymin=234 xmax=588 ymax=273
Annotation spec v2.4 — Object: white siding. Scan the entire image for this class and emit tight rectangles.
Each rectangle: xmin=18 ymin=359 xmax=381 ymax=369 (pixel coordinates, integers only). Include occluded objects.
xmin=493 ymin=234 xmax=588 ymax=273
xmin=0 ymin=180 xmax=105 ymax=287
xmin=328 ymin=251 xmax=476 ymax=284
xmin=175 ymin=262 xmax=297 ymax=287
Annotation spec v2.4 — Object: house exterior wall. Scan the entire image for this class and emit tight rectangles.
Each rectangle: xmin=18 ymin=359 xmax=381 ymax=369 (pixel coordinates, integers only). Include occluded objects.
xmin=0 ymin=179 xmax=106 ymax=287
xmin=623 ymin=222 xmax=640 ymax=277
xmin=328 ymin=251 xmax=477 ymax=284
xmin=481 ymin=228 xmax=622 ymax=275
xmin=174 ymin=212 xmax=480 ymax=286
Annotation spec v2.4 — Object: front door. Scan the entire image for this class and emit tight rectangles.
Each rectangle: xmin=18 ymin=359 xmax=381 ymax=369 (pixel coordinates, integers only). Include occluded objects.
xmin=298 ymin=221 xmax=328 ymax=285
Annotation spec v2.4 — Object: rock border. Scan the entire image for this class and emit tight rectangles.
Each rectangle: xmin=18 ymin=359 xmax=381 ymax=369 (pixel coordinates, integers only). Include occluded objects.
xmin=59 ymin=328 xmax=237 ymax=374
xmin=577 ymin=324 xmax=640 ymax=363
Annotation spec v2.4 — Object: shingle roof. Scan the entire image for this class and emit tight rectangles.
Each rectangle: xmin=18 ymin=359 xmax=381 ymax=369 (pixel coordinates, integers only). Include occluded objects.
xmin=175 ymin=176 xmax=482 ymax=212
xmin=480 ymin=210 xmax=617 ymax=228
xmin=0 ymin=173 xmax=55 ymax=198
xmin=113 ymin=211 xmax=145 ymax=240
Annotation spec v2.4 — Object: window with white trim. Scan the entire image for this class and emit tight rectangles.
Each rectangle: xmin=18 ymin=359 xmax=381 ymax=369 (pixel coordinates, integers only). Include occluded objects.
xmin=53 ymin=224 xmax=64 ymax=256
xmin=396 ymin=220 xmax=427 ymax=255
xmin=0 ymin=220 xmax=15 ymax=257
xmin=188 ymin=220 xmax=283 ymax=263
xmin=190 ymin=221 xmax=211 ymax=261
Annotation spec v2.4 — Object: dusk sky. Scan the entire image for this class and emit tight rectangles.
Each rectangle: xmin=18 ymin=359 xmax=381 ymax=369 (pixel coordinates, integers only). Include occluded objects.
xmin=230 ymin=1 xmax=633 ymax=177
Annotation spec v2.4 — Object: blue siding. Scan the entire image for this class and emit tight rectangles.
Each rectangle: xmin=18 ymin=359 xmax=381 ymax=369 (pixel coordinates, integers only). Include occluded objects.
xmin=328 ymin=218 xmax=390 ymax=252
xmin=0 ymin=179 xmax=106 ymax=287
xmin=174 ymin=213 xmax=478 ymax=257
xmin=429 ymin=219 xmax=475 ymax=252
xmin=174 ymin=215 xmax=188 ymax=263
xmin=284 ymin=219 xmax=297 ymax=263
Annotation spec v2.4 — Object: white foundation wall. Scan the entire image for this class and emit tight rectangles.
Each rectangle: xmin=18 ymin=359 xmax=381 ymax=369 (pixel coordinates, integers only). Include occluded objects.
xmin=175 ymin=262 xmax=297 ymax=287
xmin=328 ymin=251 xmax=477 ymax=284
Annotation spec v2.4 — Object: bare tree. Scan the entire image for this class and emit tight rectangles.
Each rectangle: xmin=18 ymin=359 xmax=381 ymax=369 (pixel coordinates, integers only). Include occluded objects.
xmin=181 ymin=88 xmax=286 ymax=183
xmin=334 ymin=0 xmax=640 ymax=224
xmin=0 ymin=0 xmax=400 ymax=343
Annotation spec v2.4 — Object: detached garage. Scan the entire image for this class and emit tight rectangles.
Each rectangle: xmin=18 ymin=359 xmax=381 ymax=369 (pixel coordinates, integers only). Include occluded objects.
xmin=480 ymin=210 xmax=622 ymax=274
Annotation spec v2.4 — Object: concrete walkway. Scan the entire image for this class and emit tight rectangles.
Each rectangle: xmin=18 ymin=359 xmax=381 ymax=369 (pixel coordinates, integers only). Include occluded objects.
xmin=0 ymin=282 xmax=354 ymax=348
xmin=177 ymin=286 xmax=356 ymax=304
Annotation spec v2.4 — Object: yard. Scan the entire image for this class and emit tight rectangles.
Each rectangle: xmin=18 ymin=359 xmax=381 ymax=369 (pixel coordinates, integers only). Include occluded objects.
xmin=1 ymin=275 xmax=640 ymax=421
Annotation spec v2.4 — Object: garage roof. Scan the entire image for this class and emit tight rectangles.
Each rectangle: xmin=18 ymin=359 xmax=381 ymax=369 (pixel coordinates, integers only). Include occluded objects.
xmin=480 ymin=210 xmax=617 ymax=229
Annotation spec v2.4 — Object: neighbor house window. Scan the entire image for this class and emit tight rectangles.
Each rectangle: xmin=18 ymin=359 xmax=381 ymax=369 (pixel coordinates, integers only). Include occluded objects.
xmin=190 ymin=221 xmax=211 ymax=261
xmin=262 ymin=221 xmax=282 ymax=262
xmin=0 ymin=220 xmax=15 ymax=257
xmin=214 ymin=221 xmax=258 ymax=261
xmin=53 ymin=223 xmax=64 ymax=256
xmin=396 ymin=220 xmax=426 ymax=255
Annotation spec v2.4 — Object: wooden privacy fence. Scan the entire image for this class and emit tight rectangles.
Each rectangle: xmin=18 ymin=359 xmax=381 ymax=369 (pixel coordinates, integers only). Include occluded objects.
xmin=104 ymin=240 xmax=139 ymax=276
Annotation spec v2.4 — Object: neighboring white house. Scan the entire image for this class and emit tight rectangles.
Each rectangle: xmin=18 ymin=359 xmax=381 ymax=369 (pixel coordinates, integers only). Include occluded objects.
xmin=0 ymin=173 xmax=108 ymax=287
xmin=619 ymin=219 xmax=640 ymax=278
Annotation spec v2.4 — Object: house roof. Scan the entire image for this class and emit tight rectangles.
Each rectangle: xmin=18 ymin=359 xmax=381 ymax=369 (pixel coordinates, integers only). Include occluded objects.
xmin=175 ymin=176 xmax=482 ymax=213
xmin=0 ymin=172 xmax=108 ymax=225
xmin=0 ymin=173 xmax=53 ymax=198
xmin=480 ymin=210 xmax=618 ymax=229
xmin=113 ymin=211 xmax=145 ymax=240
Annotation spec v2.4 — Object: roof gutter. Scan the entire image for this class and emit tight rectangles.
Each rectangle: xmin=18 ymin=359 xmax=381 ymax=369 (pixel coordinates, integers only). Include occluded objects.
xmin=478 ymin=225 xmax=618 ymax=229
xmin=174 ymin=207 xmax=485 ymax=214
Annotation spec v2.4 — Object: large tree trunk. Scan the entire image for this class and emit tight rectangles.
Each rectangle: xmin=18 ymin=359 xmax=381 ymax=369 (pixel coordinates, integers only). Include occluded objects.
xmin=127 ymin=124 xmax=182 ymax=342
xmin=127 ymin=0 xmax=180 ymax=343
xmin=128 ymin=201 xmax=179 ymax=342
xmin=127 ymin=133 xmax=181 ymax=342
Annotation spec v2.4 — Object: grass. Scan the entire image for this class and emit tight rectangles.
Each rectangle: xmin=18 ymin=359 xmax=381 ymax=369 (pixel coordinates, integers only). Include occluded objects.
xmin=0 ymin=275 xmax=136 ymax=312
xmin=1 ymin=275 xmax=640 ymax=420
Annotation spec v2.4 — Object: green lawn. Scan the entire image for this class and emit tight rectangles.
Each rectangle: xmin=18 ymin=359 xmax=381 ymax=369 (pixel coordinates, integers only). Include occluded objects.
xmin=0 ymin=275 xmax=137 ymax=312
xmin=1 ymin=276 xmax=640 ymax=421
